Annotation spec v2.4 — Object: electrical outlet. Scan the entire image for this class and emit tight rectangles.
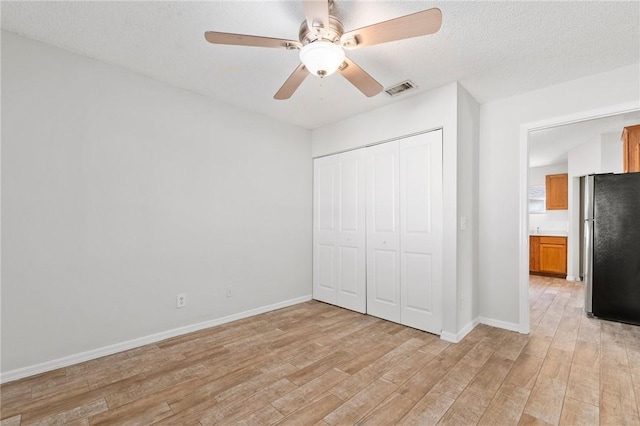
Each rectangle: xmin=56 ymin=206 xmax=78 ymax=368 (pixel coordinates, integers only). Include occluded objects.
xmin=226 ymin=287 xmax=232 ymax=298
xmin=176 ymin=293 xmax=186 ymax=308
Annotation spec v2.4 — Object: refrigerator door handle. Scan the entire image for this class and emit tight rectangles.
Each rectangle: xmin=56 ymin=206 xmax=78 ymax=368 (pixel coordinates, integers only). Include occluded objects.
xmin=583 ymin=175 xmax=595 ymax=315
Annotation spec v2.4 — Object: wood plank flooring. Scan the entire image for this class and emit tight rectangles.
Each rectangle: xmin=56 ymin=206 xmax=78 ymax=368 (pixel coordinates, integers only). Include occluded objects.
xmin=2 ymin=275 xmax=640 ymax=425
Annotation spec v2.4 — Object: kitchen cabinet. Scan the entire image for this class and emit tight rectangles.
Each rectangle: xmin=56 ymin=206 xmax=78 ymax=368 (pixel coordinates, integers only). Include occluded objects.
xmin=540 ymin=236 xmax=567 ymax=275
xmin=621 ymin=124 xmax=640 ymax=173
xmin=529 ymin=236 xmax=540 ymax=272
xmin=530 ymin=235 xmax=567 ymax=276
xmin=546 ymin=173 xmax=568 ymax=210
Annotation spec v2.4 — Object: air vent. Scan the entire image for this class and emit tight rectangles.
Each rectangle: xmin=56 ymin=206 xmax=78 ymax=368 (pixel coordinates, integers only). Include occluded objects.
xmin=384 ymin=80 xmax=418 ymax=97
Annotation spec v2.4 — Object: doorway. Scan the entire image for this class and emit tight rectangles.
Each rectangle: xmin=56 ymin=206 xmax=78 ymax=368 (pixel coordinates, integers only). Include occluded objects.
xmin=519 ymin=103 xmax=640 ymax=333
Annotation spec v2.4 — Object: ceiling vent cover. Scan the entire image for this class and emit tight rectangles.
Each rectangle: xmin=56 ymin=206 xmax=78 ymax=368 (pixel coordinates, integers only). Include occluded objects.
xmin=385 ymin=80 xmax=417 ymax=97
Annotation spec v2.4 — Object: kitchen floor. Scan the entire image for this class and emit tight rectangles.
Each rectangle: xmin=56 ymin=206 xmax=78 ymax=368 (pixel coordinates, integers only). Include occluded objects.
xmin=1 ymin=275 xmax=639 ymax=425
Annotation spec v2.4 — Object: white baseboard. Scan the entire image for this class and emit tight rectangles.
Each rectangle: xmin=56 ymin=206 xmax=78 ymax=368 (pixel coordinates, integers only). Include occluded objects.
xmin=440 ymin=318 xmax=480 ymax=343
xmin=566 ymin=275 xmax=575 ymax=281
xmin=1 ymin=295 xmax=312 ymax=384
xmin=477 ymin=316 xmax=520 ymax=333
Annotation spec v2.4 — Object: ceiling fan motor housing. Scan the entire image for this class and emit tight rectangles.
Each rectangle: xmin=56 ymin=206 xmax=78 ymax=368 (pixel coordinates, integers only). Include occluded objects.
xmin=298 ymin=15 xmax=344 ymax=45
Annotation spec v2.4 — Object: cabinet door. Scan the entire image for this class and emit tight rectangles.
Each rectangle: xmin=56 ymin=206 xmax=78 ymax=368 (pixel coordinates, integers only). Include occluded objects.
xmin=529 ymin=236 xmax=540 ymax=272
xmin=399 ymin=130 xmax=443 ymax=334
xmin=539 ymin=237 xmax=567 ymax=274
xmin=366 ymin=141 xmax=401 ymax=323
xmin=313 ymin=150 xmax=367 ymax=312
xmin=629 ymin=128 xmax=640 ymax=173
xmin=622 ymin=125 xmax=640 ymax=173
xmin=546 ymin=174 xmax=568 ymax=210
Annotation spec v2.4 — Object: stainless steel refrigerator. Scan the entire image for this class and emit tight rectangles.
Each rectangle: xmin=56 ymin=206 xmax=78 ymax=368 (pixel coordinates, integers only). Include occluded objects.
xmin=584 ymin=172 xmax=640 ymax=325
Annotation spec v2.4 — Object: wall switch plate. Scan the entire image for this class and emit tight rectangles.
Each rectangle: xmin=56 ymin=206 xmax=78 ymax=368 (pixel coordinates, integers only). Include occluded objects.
xmin=176 ymin=293 xmax=186 ymax=308
xmin=226 ymin=287 xmax=232 ymax=298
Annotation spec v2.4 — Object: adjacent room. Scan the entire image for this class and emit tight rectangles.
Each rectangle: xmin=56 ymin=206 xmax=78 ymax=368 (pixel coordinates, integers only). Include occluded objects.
xmin=1 ymin=1 xmax=639 ymax=424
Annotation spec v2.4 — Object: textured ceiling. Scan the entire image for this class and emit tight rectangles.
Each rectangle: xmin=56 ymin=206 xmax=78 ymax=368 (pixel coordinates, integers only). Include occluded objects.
xmin=529 ymin=111 xmax=640 ymax=168
xmin=2 ymin=1 xmax=639 ymax=129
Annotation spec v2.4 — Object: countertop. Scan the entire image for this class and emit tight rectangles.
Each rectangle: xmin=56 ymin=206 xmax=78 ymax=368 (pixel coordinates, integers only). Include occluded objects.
xmin=529 ymin=231 xmax=568 ymax=237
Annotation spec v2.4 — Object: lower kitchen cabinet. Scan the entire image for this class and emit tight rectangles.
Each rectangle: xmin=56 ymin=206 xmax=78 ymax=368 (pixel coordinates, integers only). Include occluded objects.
xmin=529 ymin=236 xmax=540 ymax=272
xmin=530 ymin=235 xmax=567 ymax=276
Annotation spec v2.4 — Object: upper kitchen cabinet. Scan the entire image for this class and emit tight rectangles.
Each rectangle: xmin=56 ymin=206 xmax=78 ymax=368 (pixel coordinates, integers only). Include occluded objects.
xmin=546 ymin=173 xmax=568 ymax=210
xmin=621 ymin=124 xmax=640 ymax=173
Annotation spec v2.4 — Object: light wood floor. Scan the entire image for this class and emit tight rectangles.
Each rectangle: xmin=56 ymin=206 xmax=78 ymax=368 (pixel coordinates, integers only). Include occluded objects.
xmin=2 ymin=275 xmax=640 ymax=425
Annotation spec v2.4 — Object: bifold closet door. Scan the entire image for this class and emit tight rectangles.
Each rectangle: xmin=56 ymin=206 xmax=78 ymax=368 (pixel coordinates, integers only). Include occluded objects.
xmin=399 ymin=130 xmax=443 ymax=334
xmin=313 ymin=149 xmax=366 ymax=313
xmin=366 ymin=141 xmax=401 ymax=323
xmin=314 ymin=129 xmax=443 ymax=334
xmin=366 ymin=130 xmax=443 ymax=334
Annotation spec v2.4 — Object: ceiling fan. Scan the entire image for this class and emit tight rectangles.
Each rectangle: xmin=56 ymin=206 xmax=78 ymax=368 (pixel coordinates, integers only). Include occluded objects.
xmin=204 ymin=1 xmax=442 ymax=100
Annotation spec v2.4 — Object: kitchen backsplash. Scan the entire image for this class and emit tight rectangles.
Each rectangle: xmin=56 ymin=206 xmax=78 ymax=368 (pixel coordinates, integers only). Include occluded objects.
xmin=529 ymin=210 xmax=569 ymax=233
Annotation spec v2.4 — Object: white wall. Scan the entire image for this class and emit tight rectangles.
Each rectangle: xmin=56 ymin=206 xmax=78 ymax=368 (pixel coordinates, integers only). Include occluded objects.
xmin=529 ymin=163 xmax=568 ymax=186
xmin=601 ymin=132 xmax=624 ymax=174
xmin=312 ymin=83 xmax=478 ymax=339
xmin=479 ymin=63 xmax=640 ymax=327
xmin=1 ymin=32 xmax=312 ymax=375
xmin=456 ymin=84 xmax=480 ymax=330
xmin=568 ymin=137 xmax=602 ymax=178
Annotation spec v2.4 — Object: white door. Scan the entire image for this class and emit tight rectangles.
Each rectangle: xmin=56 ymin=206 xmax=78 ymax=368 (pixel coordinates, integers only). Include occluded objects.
xmin=366 ymin=141 xmax=401 ymax=323
xmin=314 ymin=130 xmax=443 ymax=333
xmin=335 ymin=150 xmax=367 ymax=313
xmin=313 ymin=156 xmax=338 ymax=305
xmin=399 ymin=130 xmax=443 ymax=334
xmin=313 ymin=150 xmax=366 ymax=313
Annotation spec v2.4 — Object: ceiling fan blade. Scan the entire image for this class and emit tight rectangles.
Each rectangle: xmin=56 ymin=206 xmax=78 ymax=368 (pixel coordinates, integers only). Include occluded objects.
xmin=274 ymin=63 xmax=309 ymax=100
xmin=205 ymin=31 xmax=301 ymax=49
xmin=338 ymin=57 xmax=383 ymax=97
xmin=341 ymin=8 xmax=442 ymax=49
xmin=303 ymin=0 xmax=330 ymax=33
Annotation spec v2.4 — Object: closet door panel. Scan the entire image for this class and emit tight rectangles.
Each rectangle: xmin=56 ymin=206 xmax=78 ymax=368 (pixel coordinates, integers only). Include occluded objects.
xmin=339 ymin=157 xmax=360 ymax=231
xmin=317 ymin=245 xmax=336 ymax=290
xmin=405 ymin=253 xmax=432 ymax=311
xmin=400 ymin=130 xmax=443 ymax=333
xmin=336 ymin=150 xmax=367 ymax=313
xmin=366 ymin=142 xmax=401 ymax=323
xmin=313 ymin=158 xmax=338 ymax=304
xmin=372 ymin=249 xmax=399 ymax=303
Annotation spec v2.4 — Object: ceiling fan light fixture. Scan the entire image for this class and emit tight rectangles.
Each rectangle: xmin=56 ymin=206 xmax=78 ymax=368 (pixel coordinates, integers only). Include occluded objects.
xmin=299 ymin=41 xmax=345 ymax=77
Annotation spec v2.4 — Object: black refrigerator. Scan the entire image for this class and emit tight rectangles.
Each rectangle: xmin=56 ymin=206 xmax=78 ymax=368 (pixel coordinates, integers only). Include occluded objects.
xmin=584 ymin=172 xmax=640 ymax=325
